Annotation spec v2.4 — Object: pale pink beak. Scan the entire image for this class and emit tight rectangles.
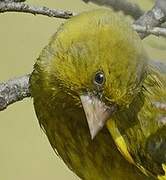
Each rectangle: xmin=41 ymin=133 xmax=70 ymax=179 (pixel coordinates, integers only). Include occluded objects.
xmin=80 ymin=94 xmax=116 ymax=139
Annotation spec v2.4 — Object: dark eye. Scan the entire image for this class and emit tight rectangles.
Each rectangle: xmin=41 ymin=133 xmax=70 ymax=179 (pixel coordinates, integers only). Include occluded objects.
xmin=94 ymin=71 xmax=105 ymax=86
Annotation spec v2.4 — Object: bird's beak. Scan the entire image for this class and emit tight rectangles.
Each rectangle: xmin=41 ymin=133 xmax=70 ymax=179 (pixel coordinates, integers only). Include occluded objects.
xmin=80 ymin=94 xmax=117 ymax=139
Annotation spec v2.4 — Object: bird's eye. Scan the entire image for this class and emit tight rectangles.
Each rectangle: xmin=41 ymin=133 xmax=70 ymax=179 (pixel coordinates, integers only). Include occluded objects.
xmin=94 ymin=71 xmax=105 ymax=86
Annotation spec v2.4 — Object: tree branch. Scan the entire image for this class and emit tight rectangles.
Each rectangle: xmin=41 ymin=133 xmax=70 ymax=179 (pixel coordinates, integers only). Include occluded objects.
xmin=132 ymin=24 xmax=166 ymax=38
xmin=0 ymin=1 xmax=73 ymax=19
xmin=134 ymin=0 xmax=166 ymax=39
xmin=153 ymin=102 xmax=166 ymax=112
xmin=0 ymin=0 xmax=26 ymax=2
xmin=81 ymin=0 xmax=144 ymax=20
xmin=0 ymin=74 xmax=30 ymax=110
xmin=0 ymin=0 xmax=166 ymax=111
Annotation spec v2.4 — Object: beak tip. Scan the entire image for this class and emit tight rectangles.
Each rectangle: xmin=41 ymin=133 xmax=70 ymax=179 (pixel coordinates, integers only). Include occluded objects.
xmin=89 ymin=128 xmax=98 ymax=140
xmin=90 ymin=134 xmax=95 ymax=140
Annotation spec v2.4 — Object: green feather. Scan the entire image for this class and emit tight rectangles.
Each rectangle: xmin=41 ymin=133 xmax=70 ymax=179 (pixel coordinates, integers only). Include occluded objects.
xmin=107 ymin=60 xmax=166 ymax=178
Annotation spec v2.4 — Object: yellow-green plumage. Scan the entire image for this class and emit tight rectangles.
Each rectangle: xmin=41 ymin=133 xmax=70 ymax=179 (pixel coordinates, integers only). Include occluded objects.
xmin=30 ymin=9 xmax=157 ymax=179
xmin=107 ymin=60 xmax=166 ymax=178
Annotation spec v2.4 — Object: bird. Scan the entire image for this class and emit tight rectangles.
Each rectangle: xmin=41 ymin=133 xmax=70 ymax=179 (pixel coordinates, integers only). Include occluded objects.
xmin=30 ymin=9 xmax=158 ymax=179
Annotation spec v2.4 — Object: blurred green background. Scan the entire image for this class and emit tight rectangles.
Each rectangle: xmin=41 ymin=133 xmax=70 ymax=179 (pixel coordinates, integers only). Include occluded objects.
xmin=0 ymin=0 xmax=165 ymax=180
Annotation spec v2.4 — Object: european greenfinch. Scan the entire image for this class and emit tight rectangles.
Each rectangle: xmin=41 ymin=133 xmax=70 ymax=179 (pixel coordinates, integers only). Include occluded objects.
xmin=30 ymin=9 xmax=163 ymax=179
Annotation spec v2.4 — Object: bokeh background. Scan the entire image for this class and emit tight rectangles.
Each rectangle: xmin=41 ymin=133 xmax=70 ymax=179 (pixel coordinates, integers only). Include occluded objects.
xmin=0 ymin=0 xmax=165 ymax=180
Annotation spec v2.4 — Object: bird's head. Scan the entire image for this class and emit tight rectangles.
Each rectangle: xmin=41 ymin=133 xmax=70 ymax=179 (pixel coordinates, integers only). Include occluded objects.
xmin=39 ymin=9 xmax=148 ymax=139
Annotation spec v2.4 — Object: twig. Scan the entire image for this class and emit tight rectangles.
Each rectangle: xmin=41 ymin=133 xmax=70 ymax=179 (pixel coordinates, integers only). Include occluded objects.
xmin=134 ymin=0 xmax=166 ymax=39
xmin=132 ymin=24 xmax=166 ymax=38
xmin=0 ymin=2 xmax=73 ymax=19
xmin=81 ymin=0 xmax=144 ymax=20
xmin=153 ymin=101 xmax=166 ymax=111
xmin=0 ymin=0 xmax=26 ymax=2
xmin=0 ymin=74 xmax=30 ymax=110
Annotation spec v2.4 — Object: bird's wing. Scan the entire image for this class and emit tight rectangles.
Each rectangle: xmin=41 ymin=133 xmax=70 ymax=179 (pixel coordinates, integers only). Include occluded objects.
xmin=145 ymin=126 xmax=166 ymax=179
xmin=149 ymin=59 xmax=166 ymax=112
xmin=146 ymin=60 xmax=166 ymax=179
